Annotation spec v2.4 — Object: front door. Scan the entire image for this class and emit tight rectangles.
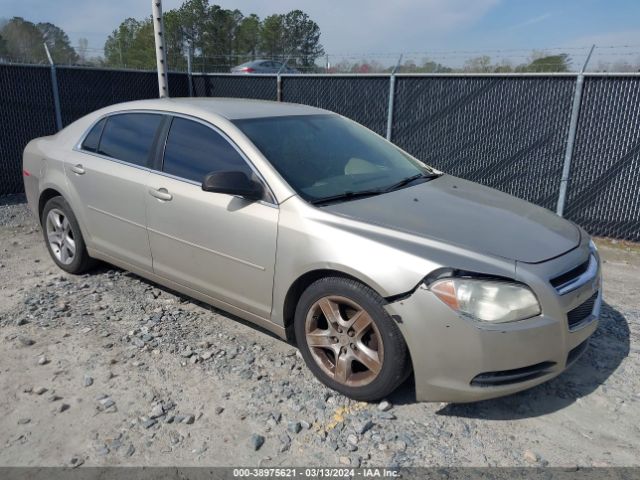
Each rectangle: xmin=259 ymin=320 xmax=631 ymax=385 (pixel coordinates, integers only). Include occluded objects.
xmin=145 ymin=116 xmax=278 ymax=318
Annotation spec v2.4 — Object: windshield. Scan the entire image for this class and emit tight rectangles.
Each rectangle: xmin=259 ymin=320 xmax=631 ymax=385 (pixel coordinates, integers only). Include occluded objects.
xmin=233 ymin=114 xmax=437 ymax=203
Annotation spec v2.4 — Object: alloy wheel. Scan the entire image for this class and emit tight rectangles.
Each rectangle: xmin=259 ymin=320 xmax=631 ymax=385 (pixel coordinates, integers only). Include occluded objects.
xmin=45 ymin=208 xmax=76 ymax=265
xmin=305 ymin=295 xmax=384 ymax=387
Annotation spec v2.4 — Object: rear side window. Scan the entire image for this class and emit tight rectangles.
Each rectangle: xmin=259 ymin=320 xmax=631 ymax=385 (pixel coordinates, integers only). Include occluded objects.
xmin=81 ymin=118 xmax=106 ymax=152
xmin=98 ymin=113 xmax=163 ymax=167
xmin=162 ymin=117 xmax=252 ymax=183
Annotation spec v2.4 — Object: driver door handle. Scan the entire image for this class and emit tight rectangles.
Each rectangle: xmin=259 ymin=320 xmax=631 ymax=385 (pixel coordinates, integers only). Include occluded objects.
xmin=148 ymin=187 xmax=173 ymax=201
xmin=70 ymin=164 xmax=85 ymax=175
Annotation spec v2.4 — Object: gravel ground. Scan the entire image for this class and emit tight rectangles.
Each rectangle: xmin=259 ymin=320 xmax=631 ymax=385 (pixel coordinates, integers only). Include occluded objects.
xmin=0 ymin=195 xmax=639 ymax=468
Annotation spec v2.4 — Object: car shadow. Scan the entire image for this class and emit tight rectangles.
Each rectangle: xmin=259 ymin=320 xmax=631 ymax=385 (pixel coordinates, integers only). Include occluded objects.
xmin=433 ymin=301 xmax=630 ymax=420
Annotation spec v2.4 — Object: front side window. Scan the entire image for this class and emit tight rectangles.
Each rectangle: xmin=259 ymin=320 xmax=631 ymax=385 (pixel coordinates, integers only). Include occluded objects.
xmin=98 ymin=113 xmax=163 ymax=167
xmin=81 ymin=118 xmax=106 ymax=152
xmin=162 ymin=117 xmax=253 ymax=183
xmin=234 ymin=114 xmax=436 ymax=203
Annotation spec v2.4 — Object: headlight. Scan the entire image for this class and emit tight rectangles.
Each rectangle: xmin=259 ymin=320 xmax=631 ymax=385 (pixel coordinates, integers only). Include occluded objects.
xmin=430 ymin=278 xmax=541 ymax=323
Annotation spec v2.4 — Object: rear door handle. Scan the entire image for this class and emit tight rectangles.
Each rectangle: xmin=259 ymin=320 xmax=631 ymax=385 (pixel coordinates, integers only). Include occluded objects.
xmin=148 ymin=187 xmax=173 ymax=201
xmin=70 ymin=164 xmax=85 ymax=175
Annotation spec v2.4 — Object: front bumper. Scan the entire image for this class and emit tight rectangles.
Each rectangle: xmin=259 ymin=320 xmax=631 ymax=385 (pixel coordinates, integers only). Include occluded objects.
xmin=385 ymin=250 xmax=601 ymax=403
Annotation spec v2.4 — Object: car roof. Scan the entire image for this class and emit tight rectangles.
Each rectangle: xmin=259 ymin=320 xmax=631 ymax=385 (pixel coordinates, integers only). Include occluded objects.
xmin=101 ymin=97 xmax=329 ymax=120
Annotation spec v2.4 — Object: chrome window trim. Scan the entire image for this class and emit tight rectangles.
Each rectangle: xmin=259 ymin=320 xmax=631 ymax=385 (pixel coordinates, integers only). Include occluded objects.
xmin=72 ymin=109 xmax=278 ymax=207
xmin=555 ymin=254 xmax=599 ymax=296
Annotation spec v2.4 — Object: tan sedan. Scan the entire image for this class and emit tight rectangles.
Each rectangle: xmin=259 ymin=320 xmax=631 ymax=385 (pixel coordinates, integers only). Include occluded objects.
xmin=23 ymin=98 xmax=601 ymax=402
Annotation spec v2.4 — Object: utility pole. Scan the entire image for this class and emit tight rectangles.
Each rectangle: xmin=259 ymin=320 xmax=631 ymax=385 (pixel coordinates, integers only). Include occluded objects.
xmin=152 ymin=0 xmax=169 ymax=98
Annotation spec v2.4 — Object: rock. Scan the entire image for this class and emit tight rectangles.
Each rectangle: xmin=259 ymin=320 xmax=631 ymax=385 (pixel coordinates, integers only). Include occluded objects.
xmin=125 ymin=444 xmax=135 ymax=457
xmin=150 ymin=404 xmax=164 ymax=418
xmin=250 ymin=434 xmax=265 ymax=451
xmin=83 ymin=375 xmax=94 ymax=387
xmin=18 ymin=336 xmax=35 ymax=346
xmin=34 ymin=387 xmax=47 ymax=395
xmin=142 ymin=418 xmax=157 ymax=429
xmin=355 ymin=419 xmax=374 ymax=435
xmin=339 ymin=456 xmax=351 ymax=465
xmin=523 ymin=450 xmax=540 ymax=464
xmin=99 ymin=397 xmax=115 ymax=409
xmin=15 ymin=318 xmax=29 ymax=326
xmin=377 ymin=400 xmax=392 ymax=411
xmin=347 ymin=434 xmax=358 ymax=446
xmin=69 ymin=457 xmax=84 ymax=468
xmin=181 ymin=414 xmax=195 ymax=424
xmin=287 ymin=421 xmax=302 ymax=434
xmin=37 ymin=356 xmax=49 ymax=365
xmin=215 ymin=406 xmax=224 ymax=415
xmin=17 ymin=418 xmax=30 ymax=425
xmin=379 ymin=412 xmax=396 ymax=420
xmin=300 ymin=420 xmax=311 ymax=430
xmin=201 ymin=351 xmax=213 ymax=360
xmin=180 ymin=347 xmax=194 ymax=358
xmin=59 ymin=403 xmax=70 ymax=413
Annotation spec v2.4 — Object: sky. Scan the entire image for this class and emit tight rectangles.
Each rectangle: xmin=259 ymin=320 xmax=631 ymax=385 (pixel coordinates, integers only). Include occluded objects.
xmin=2 ymin=0 xmax=640 ymax=67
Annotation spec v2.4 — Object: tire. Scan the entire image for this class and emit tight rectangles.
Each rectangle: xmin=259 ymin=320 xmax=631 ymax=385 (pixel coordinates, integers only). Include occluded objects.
xmin=294 ymin=276 xmax=410 ymax=401
xmin=41 ymin=196 xmax=95 ymax=274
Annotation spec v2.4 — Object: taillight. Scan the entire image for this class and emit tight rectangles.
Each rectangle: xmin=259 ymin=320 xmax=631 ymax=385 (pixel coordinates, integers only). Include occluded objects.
xmin=23 ymin=169 xmax=31 ymax=177
xmin=241 ymin=67 xmax=255 ymax=73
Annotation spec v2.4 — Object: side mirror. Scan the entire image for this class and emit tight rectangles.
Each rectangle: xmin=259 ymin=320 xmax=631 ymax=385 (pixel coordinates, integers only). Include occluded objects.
xmin=201 ymin=171 xmax=264 ymax=201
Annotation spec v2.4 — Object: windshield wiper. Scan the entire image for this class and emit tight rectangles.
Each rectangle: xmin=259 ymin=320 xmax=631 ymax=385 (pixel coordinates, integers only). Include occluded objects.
xmin=383 ymin=172 xmax=440 ymax=193
xmin=310 ymin=189 xmax=385 ymax=206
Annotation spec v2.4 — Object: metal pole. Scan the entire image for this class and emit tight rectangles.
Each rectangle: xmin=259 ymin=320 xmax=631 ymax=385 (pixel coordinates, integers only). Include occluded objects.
xmin=187 ymin=44 xmax=193 ymax=97
xmin=44 ymin=43 xmax=63 ymax=131
xmin=152 ymin=0 xmax=169 ymax=98
xmin=276 ymin=54 xmax=290 ymax=102
xmin=556 ymin=44 xmax=595 ymax=216
xmin=386 ymin=54 xmax=403 ymax=141
xmin=277 ymin=75 xmax=282 ymax=102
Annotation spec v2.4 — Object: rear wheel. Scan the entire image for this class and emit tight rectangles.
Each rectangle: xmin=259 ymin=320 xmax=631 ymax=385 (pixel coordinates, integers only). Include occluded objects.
xmin=294 ymin=277 xmax=409 ymax=401
xmin=41 ymin=196 xmax=94 ymax=274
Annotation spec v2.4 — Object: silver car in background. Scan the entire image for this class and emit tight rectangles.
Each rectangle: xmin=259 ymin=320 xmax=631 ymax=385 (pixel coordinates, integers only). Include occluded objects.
xmin=23 ymin=98 xmax=601 ymax=402
xmin=231 ymin=60 xmax=298 ymax=74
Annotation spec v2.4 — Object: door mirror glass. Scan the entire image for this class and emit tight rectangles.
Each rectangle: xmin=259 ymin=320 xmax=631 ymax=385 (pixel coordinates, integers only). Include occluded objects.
xmin=202 ymin=171 xmax=264 ymax=201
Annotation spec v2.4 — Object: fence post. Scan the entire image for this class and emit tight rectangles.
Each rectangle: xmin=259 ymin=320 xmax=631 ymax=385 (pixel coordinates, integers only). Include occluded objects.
xmin=276 ymin=55 xmax=290 ymax=102
xmin=386 ymin=54 xmax=403 ymax=141
xmin=556 ymin=45 xmax=595 ymax=216
xmin=152 ymin=0 xmax=170 ymax=98
xmin=187 ymin=45 xmax=193 ymax=97
xmin=276 ymin=75 xmax=282 ymax=101
xmin=44 ymin=43 xmax=63 ymax=131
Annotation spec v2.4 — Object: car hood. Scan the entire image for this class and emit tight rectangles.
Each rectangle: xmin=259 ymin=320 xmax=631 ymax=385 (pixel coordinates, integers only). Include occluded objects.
xmin=323 ymin=175 xmax=580 ymax=264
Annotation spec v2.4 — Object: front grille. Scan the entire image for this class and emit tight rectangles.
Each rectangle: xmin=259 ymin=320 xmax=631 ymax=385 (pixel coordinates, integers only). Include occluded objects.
xmin=471 ymin=361 xmax=556 ymax=387
xmin=550 ymin=258 xmax=590 ymax=290
xmin=567 ymin=339 xmax=589 ymax=366
xmin=566 ymin=292 xmax=598 ymax=330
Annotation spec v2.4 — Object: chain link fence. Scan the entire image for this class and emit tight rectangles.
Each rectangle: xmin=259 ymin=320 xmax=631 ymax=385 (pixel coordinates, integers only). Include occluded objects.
xmin=1 ymin=65 xmax=639 ymax=241
xmin=281 ymin=76 xmax=389 ymax=136
xmin=392 ymin=76 xmax=577 ymax=210
xmin=565 ymin=76 xmax=640 ymax=240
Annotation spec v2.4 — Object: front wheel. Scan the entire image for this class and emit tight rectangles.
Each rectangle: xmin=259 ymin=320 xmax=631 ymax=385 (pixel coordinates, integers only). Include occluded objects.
xmin=294 ymin=277 xmax=410 ymax=401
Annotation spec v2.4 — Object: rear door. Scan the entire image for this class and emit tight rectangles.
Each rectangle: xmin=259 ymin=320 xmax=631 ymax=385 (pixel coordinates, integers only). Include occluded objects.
xmin=66 ymin=112 xmax=164 ymax=271
xmin=145 ymin=116 xmax=278 ymax=318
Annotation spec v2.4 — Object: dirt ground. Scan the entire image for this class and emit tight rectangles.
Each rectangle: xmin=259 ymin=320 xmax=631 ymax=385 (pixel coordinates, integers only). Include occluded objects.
xmin=0 ymin=196 xmax=638 ymax=468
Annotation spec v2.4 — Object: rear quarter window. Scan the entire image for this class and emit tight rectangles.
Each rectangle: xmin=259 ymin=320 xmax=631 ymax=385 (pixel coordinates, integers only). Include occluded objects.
xmin=81 ymin=118 xmax=106 ymax=152
xmin=97 ymin=113 xmax=163 ymax=167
